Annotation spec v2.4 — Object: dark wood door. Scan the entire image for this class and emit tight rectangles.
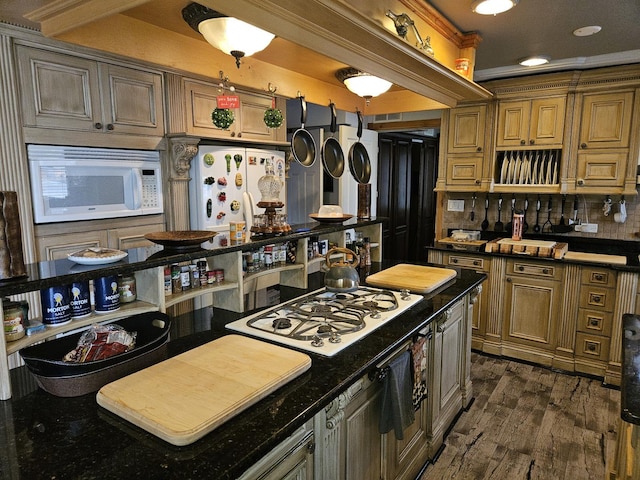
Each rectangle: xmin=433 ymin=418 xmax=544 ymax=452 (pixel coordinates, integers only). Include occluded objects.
xmin=377 ymin=133 xmax=438 ymax=262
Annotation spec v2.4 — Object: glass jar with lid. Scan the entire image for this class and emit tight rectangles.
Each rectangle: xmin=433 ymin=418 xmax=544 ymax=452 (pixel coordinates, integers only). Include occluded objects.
xmin=3 ymin=299 xmax=25 ymax=342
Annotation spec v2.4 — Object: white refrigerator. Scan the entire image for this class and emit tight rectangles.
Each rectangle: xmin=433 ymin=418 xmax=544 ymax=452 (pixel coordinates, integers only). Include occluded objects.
xmin=189 ymin=146 xmax=286 ymax=247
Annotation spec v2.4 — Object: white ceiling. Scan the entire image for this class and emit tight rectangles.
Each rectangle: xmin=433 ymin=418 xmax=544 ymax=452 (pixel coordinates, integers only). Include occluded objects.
xmin=428 ymin=0 xmax=640 ymax=81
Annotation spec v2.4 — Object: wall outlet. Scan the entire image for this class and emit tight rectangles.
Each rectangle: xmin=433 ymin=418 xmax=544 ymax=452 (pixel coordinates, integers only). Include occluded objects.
xmin=575 ymin=223 xmax=598 ymax=233
xmin=447 ymin=199 xmax=465 ymax=212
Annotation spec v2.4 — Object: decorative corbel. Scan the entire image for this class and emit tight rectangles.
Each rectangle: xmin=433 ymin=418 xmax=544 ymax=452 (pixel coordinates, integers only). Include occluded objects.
xmin=170 ymin=137 xmax=200 ymax=178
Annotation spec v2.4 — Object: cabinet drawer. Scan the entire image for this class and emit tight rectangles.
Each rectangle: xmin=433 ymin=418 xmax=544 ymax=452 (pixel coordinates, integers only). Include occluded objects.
xmin=579 ymin=287 xmax=615 ymax=312
xmin=445 ymin=254 xmax=488 ymax=272
xmin=575 ymin=332 xmax=610 ymax=361
xmin=508 ymin=261 xmax=560 ymax=280
xmin=580 ymin=267 xmax=616 ymax=288
xmin=445 ymin=155 xmax=483 ymax=186
xmin=576 ymin=308 xmax=612 ymax=336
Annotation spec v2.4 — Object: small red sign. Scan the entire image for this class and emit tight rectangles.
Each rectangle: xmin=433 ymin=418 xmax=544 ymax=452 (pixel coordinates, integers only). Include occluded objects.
xmin=217 ymin=95 xmax=240 ymax=109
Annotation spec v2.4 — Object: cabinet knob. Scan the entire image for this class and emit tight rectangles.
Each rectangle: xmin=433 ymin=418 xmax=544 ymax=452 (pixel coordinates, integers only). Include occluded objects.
xmin=473 ymin=260 xmax=480 ymax=266
xmin=94 ymin=122 xmax=103 ymax=130
xmin=237 ymin=132 xmax=242 ymax=137
xmin=230 ymin=131 xmax=236 ymax=137
xmin=542 ymin=268 xmax=550 ymax=274
xmin=594 ymin=274 xmax=604 ymax=281
xmin=520 ymin=139 xmax=526 ymax=145
xmin=577 ymin=179 xmax=585 ymax=186
xmin=517 ymin=266 xmax=524 ymax=271
xmin=475 ymin=179 xmax=481 ymax=185
xmin=586 ymin=342 xmax=597 ymax=352
xmin=581 ymin=143 xmax=588 ymax=149
xmin=451 ymin=258 xmax=458 ymax=264
xmin=506 ymin=277 xmax=512 ymax=283
xmin=529 ymin=139 xmax=535 ymax=145
xmin=589 ymin=318 xmax=600 ymax=327
xmin=592 ymin=295 xmax=602 ymax=303
xmin=476 ymin=146 xmax=482 ymax=152
xmin=106 ymin=123 xmax=114 ymax=131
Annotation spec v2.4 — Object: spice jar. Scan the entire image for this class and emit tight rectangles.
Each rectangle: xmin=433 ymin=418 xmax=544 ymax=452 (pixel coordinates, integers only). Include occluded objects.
xmin=3 ymin=300 xmax=25 ymax=342
xmin=117 ymin=274 xmax=137 ymax=303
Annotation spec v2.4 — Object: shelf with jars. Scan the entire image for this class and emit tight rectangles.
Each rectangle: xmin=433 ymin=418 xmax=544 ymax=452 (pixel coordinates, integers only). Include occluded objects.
xmin=0 ymin=219 xmax=383 ymax=399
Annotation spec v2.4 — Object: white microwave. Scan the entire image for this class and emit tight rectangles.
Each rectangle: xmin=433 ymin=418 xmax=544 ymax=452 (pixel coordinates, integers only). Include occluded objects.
xmin=27 ymin=145 xmax=164 ymax=224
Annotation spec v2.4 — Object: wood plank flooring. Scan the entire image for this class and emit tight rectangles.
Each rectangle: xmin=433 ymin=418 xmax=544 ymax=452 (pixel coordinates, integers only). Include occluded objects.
xmin=421 ymin=353 xmax=621 ymax=480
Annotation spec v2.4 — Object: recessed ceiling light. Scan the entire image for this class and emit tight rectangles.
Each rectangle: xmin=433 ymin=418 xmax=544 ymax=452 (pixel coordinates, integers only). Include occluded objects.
xmin=519 ymin=55 xmax=551 ymax=67
xmin=573 ymin=25 xmax=602 ymax=37
xmin=471 ymin=0 xmax=519 ymax=15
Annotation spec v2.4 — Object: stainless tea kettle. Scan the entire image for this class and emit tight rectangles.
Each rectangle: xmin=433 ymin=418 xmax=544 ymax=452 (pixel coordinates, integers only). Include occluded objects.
xmin=323 ymin=247 xmax=360 ymax=292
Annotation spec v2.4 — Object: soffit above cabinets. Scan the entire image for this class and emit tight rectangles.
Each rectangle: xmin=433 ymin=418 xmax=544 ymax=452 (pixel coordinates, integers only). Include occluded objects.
xmin=19 ymin=0 xmax=492 ymax=115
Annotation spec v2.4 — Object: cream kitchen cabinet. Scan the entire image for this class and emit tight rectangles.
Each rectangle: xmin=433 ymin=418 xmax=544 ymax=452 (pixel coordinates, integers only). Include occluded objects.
xmin=16 ymin=45 xmax=165 ymax=145
xmin=446 ymin=104 xmax=487 ymax=154
xmin=439 ymin=252 xmax=490 ymax=351
xmin=427 ymin=298 xmax=467 ymax=455
xmin=501 ymin=259 xmax=564 ymax=366
xmin=437 ymin=103 xmax=492 ymax=191
xmin=172 ymin=76 xmax=287 ymax=144
xmin=573 ymin=90 xmax=636 ymax=193
xmin=239 ymin=421 xmax=314 ymax=480
xmin=574 ymin=266 xmax=617 ymax=377
xmin=496 ymin=96 xmax=566 ymax=148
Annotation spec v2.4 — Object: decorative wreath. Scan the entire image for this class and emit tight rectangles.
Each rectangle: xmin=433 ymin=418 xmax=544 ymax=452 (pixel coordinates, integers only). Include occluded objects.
xmin=212 ymin=108 xmax=234 ymax=129
xmin=263 ymin=107 xmax=284 ymax=128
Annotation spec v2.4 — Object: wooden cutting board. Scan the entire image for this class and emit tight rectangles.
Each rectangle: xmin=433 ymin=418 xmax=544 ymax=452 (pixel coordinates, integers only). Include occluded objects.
xmin=563 ymin=251 xmax=627 ymax=265
xmin=96 ymin=335 xmax=311 ymax=446
xmin=365 ymin=264 xmax=457 ymax=293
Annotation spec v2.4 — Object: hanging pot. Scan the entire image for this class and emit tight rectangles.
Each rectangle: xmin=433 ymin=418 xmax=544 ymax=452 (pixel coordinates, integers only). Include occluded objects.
xmin=323 ymin=247 xmax=360 ymax=292
xmin=290 ymin=96 xmax=317 ymax=167
xmin=321 ymin=103 xmax=345 ymax=178
xmin=348 ymin=111 xmax=371 ymax=184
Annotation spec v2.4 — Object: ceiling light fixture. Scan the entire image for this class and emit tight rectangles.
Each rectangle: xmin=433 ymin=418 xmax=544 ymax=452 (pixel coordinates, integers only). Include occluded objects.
xmin=471 ymin=0 xmax=519 ymax=15
xmin=573 ymin=25 xmax=602 ymax=37
xmin=519 ymin=55 xmax=551 ymax=67
xmin=335 ymin=68 xmax=393 ymax=103
xmin=182 ymin=2 xmax=275 ymax=68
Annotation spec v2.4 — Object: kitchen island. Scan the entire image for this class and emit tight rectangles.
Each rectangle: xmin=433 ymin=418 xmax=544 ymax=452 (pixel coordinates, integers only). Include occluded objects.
xmin=0 ymin=266 xmax=484 ymax=480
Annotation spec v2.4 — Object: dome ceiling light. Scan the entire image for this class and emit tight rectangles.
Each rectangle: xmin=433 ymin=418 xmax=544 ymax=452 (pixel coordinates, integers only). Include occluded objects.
xmin=182 ymin=2 xmax=275 ymax=68
xmin=519 ymin=55 xmax=551 ymax=67
xmin=471 ymin=0 xmax=519 ymax=15
xmin=573 ymin=25 xmax=602 ymax=37
xmin=335 ymin=68 xmax=393 ymax=103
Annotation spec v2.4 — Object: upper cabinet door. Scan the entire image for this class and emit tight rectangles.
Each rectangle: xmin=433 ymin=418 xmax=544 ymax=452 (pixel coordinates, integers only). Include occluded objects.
xmin=17 ymin=45 xmax=102 ymax=131
xmin=578 ymin=92 xmax=633 ymax=149
xmin=529 ymin=96 xmax=566 ymax=146
xmin=496 ymin=100 xmax=529 ymax=148
xmin=100 ymin=64 xmax=164 ymax=136
xmin=497 ymin=97 xmax=565 ymax=148
xmin=447 ymin=105 xmax=487 ymax=154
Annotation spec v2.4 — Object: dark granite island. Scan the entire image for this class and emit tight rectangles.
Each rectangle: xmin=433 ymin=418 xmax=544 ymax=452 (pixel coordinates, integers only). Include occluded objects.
xmin=0 ymin=267 xmax=484 ymax=480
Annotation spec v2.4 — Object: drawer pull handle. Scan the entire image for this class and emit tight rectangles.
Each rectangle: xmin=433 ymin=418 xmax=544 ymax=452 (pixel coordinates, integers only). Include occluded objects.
xmin=594 ymin=274 xmax=604 ymax=281
xmin=473 ymin=260 xmax=480 ymax=266
xmin=589 ymin=319 xmax=600 ymax=327
xmin=452 ymin=258 xmax=458 ymax=264
xmin=592 ymin=295 xmax=602 ymax=303
xmin=517 ymin=266 xmax=524 ymax=271
xmin=542 ymin=268 xmax=550 ymax=274
xmin=586 ymin=342 xmax=597 ymax=352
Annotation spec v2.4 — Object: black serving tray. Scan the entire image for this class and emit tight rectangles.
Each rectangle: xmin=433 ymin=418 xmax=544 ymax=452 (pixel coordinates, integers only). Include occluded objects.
xmin=20 ymin=312 xmax=171 ymax=397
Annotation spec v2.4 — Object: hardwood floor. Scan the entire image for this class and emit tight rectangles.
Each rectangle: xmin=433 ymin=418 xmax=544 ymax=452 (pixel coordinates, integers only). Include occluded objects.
xmin=421 ymin=352 xmax=621 ymax=480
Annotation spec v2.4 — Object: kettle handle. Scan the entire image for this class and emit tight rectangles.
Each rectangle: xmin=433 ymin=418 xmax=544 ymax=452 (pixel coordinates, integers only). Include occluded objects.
xmin=325 ymin=247 xmax=360 ymax=268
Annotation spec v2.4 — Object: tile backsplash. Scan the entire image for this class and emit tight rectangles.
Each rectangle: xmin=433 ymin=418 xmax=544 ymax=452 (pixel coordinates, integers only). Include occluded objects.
xmin=440 ymin=192 xmax=640 ymax=242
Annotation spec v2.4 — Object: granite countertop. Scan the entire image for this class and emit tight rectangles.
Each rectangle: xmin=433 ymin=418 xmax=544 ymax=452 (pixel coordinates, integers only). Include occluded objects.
xmin=1 ymin=266 xmax=485 ymax=480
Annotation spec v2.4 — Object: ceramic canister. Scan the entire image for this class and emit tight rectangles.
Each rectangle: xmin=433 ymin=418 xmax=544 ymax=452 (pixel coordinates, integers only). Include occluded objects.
xmin=70 ymin=280 xmax=91 ymax=318
xmin=40 ymin=285 xmax=72 ymax=326
xmin=94 ymin=275 xmax=120 ymax=313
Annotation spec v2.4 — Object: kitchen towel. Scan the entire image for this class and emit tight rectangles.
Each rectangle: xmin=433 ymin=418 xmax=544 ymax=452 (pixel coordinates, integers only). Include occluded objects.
xmin=379 ymin=350 xmax=415 ymax=440
xmin=411 ymin=335 xmax=428 ymax=410
xmin=0 ymin=191 xmax=27 ymax=280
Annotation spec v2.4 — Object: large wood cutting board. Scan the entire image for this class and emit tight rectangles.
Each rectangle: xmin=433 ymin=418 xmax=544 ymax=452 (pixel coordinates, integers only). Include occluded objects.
xmin=96 ymin=335 xmax=311 ymax=446
xmin=365 ymin=264 xmax=457 ymax=293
